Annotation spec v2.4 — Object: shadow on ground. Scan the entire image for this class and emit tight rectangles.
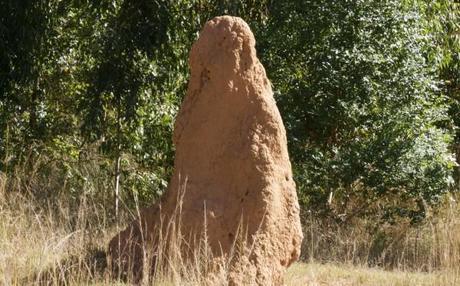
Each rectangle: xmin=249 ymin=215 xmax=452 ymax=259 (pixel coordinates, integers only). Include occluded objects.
xmin=27 ymin=247 xmax=108 ymax=285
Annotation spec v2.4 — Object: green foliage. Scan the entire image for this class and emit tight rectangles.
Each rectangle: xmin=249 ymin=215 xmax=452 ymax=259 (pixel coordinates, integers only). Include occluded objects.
xmin=419 ymin=0 xmax=460 ymax=184
xmin=258 ymin=0 xmax=455 ymax=222
xmin=1 ymin=1 xmax=60 ymax=158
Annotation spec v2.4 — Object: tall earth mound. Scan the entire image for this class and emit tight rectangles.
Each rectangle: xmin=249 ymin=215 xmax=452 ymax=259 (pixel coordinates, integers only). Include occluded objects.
xmin=109 ymin=16 xmax=302 ymax=285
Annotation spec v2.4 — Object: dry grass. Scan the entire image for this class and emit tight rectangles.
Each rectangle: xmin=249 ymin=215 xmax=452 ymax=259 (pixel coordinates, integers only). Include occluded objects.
xmin=1 ymin=163 xmax=460 ymax=285
xmin=0 ymin=191 xmax=113 ymax=284
xmin=286 ymin=262 xmax=458 ymax=286
xmin=301 ymin=195 xmax=460 ymax=273
xmin=0 ymin=173 xmax=232 ymax=285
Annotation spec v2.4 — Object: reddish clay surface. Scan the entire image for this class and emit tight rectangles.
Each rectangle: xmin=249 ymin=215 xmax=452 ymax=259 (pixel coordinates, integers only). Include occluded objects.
xmin=109 ymin=16 xmax=302 ymax=285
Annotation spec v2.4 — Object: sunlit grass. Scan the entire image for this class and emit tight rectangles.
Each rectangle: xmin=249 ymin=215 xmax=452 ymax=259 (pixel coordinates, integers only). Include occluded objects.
xmin=1 ymin=169 xmax=460 ymax=285
xmin=285 ymin=262 xmax=459 ymax=286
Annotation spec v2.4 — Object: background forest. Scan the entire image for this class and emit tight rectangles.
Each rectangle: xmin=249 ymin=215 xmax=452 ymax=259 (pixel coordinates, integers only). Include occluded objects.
xmin=1 ymin=0 xmax=460 ymax=284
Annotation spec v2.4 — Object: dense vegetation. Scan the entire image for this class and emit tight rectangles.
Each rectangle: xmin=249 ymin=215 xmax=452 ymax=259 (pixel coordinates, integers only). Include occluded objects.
xmin=1 ymin=0 xmax=459 ymax=225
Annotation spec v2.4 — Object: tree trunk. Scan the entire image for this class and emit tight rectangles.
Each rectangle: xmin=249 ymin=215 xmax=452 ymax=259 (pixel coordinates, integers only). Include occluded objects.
xmin=114 ymin=97 xmax=123 ymax=218
xmin=114 ymin=154 xmax=121 ymax=218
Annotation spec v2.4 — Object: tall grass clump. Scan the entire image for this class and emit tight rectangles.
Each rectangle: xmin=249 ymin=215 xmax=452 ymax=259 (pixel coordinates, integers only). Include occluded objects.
xmin=0 ymin=155 xmax=237 ymax=285
xmin=301 ymin=193 xmax=460 ymax=279
xmin=2 ymin=170 xmax=111 ymax=284
xmin=2 ymin=151 xmax=460 ymax=285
